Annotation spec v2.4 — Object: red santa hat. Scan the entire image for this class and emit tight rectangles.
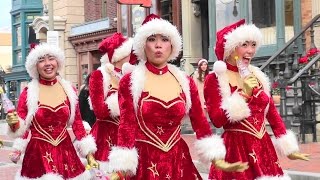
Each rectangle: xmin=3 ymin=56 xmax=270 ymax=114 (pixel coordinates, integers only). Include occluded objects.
xmin=133 ymin=14 xmax=182 ymax=62
xmin=215 ymin=19 xmax=263 ymax=61
xmin=25 ymin=43 xmax=65 ymax=79
xmin=99 ymin=33 xmax=133 ymax=66
xmin=198 ymin=58 xmax=208 ymax=66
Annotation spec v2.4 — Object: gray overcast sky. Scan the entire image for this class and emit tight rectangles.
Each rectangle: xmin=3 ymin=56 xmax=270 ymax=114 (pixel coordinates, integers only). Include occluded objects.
xmin=0 ymin=0 xmax=12 ymax=32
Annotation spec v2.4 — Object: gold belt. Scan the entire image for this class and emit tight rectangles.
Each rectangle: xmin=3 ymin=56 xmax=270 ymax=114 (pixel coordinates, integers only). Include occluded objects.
xmin=136 ymin=126 xmax=181 ymax=152
xmin=225 ymin=120 xmax=266 ymax=139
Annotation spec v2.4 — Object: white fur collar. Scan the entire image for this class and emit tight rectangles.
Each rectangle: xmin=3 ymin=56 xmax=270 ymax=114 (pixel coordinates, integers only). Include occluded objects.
xmin=215 ymin=64 xmax=270 ymax=123
xmin=97 ymin=65 xmax=111 ymax=98
xmin=23 ymin=77 xmax=78 ymax=130
xmin=130 ymin=62 xmax=191 ymax=114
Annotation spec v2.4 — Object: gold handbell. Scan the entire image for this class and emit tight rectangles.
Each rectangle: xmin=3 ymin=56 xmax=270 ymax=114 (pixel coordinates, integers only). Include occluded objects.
xmin=234 ymin=55 xmax=239 ymax=61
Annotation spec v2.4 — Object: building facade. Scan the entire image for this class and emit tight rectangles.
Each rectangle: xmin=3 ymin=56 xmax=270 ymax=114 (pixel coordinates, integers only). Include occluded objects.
xmin=5 ymin=0 xmax=42 ymax=104
xmin=0 ymin=33 xmax=12 ymax=73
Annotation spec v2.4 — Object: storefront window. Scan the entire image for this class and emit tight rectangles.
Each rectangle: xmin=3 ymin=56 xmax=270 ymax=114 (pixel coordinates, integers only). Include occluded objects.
xmin=80 ymin=53 xmax=89 ymax=86
xmin=160 ymin=0 xmax=173 ymax=23
xmin=251 ymin=0 xmax=276 ymax=45
xmin=121 ymin=5 xmax=128 ymax=36
xmin=15 ymin=26 xmax=21 ymax=47
xmin=14 ymin=15 xmax=20 ymax=23
xmin=216 ymin=0 xmax=240 ymax=31
xmin=26 ymin=13 xmax=40 ymax=21
xmin=132 ymin=5 xmax=145 ymax=35
xmin=16 ymin=51 xmax=22 ymax=64
xmin=285 ymin=0 xmax=294 ymax=42
xmin=149 ymin=0 xmax=157 ymax=14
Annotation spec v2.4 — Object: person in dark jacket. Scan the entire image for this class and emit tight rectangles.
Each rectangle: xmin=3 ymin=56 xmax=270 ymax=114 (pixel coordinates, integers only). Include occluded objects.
xmin=79 ymin=73 xmax=96 ymax=127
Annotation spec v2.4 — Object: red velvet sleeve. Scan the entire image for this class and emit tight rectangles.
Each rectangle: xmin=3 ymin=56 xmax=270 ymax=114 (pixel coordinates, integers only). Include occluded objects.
xmin=71 ymin=87 xmax=97 ymax=156
xmin=203 ymin=73 xmax=228 ymax=128
xmin=265 ymin=97 xmax=287 ymax=137
xmin=188 ymin=77 xmax=212 ymax=138
xmin=117 ymin=73 xmax=137 ymax=148
xmin=16 ymin=87 xmax=28 ymax=120
xmin=72 ymin=102 xmax=87 ymax=140
xmin=89 ymin=70 xmax=110 ymax=120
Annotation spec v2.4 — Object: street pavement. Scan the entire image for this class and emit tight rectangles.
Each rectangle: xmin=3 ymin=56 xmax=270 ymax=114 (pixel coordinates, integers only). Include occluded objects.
xmin=0 ymin=121 xmax=320 ymax=179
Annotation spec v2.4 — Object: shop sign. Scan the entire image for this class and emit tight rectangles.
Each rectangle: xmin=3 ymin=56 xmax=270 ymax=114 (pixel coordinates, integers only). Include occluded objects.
xmin=117 ymin=0 xmax=152 ymax=8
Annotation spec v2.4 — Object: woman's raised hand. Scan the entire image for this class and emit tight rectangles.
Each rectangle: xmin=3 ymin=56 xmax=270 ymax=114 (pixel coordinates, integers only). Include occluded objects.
xmin=243 ymin=75 xmax=259 ymax=96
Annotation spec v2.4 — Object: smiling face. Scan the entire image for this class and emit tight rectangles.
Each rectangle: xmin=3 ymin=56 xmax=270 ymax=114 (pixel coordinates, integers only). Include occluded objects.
xmin=36 ymin=54 xmax=58 ymax=80
xmin=200 ymin=62 xmax=208 ymax=72
xmin=145 ymin=34 xmax=172 ymax=68
xmin=228 ymin=41 xmax=257 ymax=66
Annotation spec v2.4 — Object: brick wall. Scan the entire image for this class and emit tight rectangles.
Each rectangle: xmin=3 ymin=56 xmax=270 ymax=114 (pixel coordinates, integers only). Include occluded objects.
xmin=84 ymin=0 xmax=117 ymax=28
xmin=301 ymin=0 xmax=312 ymax=50
xmin=107 ymin=0 xmax=117 ymax=28
xmin=84 ymin=0 xmax=101 ymax=22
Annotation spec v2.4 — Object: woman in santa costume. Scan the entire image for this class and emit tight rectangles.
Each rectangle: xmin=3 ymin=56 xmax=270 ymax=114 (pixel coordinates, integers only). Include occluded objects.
xmin=204 ymin=19 xmax=309 ymax=180
xmin=88 ymin=32 xmax=133 ymax=172
xmin=107 ymin=14 xmax=247 ymax=180
xmin=6 ymin=43 xmax=98 ymax=179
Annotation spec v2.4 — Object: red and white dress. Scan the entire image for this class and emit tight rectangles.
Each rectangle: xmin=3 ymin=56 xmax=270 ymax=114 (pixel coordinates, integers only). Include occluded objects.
xmin=7 ymin=77 xmax=97 ymax=180
xmin=204 ymin=62 xmax=299 ymax=180
xmin=89 ymin=64 xmax=122 ymax=172
xmin=107 ymin=62 xmax=226 ymax=180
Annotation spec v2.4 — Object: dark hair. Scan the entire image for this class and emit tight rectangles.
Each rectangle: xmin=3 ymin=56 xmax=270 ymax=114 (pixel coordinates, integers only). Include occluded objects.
xmin=197 ymin=61 xmax=209 ymax=82
xmin=83 ymin=73 xmax=91 ymax=90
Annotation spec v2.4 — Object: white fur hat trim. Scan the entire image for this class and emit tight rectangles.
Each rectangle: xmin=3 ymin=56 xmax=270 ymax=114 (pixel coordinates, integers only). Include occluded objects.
xmin=25 ymin=43 xmax=65 ymax=79
xmin=133 ymin=18 xmax=182 ymax=62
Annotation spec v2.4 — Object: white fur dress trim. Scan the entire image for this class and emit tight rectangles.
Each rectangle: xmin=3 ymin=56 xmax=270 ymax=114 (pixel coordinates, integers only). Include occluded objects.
xmin=194 ymin=135 xmax=226 ymax=163
xmin=74 ymin=134 xmax=97 ymax=157
xmin=14 ymin=169 xmax=92 ymax=180
xmin=105 ymin=92 xmax=120 ymax=117
xmin=12 ymin=137 xmax=30 ymax=152
xmin=272 ymin=130 xmax=299 ymax=156
xmin=108 ymin=147 xmax=139 ymax=175
xmin=255 ymin=173 xmax=291 ymax=180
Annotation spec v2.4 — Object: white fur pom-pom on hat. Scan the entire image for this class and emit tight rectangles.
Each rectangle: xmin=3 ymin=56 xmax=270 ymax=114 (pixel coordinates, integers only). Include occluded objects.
xmin=213 ymin=61 xmax=227 ymax=75
xmin=25 ymin=43 xmax=65 ymax=79
xmin=122 ymin=62 xmax=135 ymax=75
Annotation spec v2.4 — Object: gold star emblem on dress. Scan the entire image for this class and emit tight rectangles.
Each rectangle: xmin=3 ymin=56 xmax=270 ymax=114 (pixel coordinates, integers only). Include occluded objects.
xmin=156 ymin=126 xmax=164 ymax=135
xmin=106 ymin=136 xmax=113 ymax=147
xmin=48 ymin=125 xmax=54 ymax=132
xmin=52 ymin=165 xmax=58 ymax=173
xmin=182 ymin=153 xmax=186 ymax=159
xmin=169 ymin=121 xmax=173 ymax=125
xmin=249 ymin=150 xmax=258 ymax=163
xmin=64 ymin=164 xmax=68 ymax=170
xmin=147 ymin=162 xmax=159 ymax=178
xmin=165 ymin=174 xmax=171 ymax=179
xmin=275 ymin=160 xmax=281 ymax=168
xmin=253 ymin=118 xmax=259 ymax=125
xmin=43 ymin=151 xmax=53 ymax=163
xmin=70 ymin=165 xmax=76 ymax=172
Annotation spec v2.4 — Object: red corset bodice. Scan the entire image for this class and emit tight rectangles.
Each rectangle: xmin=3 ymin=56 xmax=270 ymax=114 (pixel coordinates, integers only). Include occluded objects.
xmin=31 ymin=101 xmax=70 ymax=145
xmin=135 ymin=92 xmax=186 ymax=152
xmin=225 ymin=87 xmax=270 ymax=139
